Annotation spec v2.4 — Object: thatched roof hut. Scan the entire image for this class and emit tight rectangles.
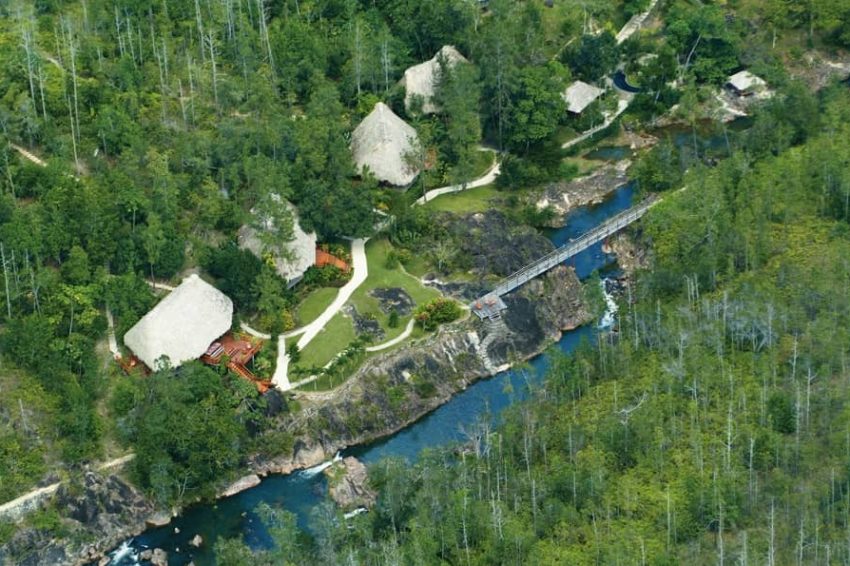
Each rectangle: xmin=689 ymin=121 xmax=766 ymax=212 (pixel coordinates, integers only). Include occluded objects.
xmin=563 ymin=80 xmax=605 ymax=114
xmin=727 ymin=70 xmax=767 ymax=96
xmin=124 ymin=274 xmax=233 ymax=370
xmin=351 ymin=102 xmax=420 ymax=187
xmin=238 ymin=199 xmax=316 ymax=287
xmin=402 ymin=45 xmax=468 ymax=115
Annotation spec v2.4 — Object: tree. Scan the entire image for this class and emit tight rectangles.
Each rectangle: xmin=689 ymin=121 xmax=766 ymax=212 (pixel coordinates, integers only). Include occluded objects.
xmin=123 ymin=363 xmax=252 ymax=505
xmin=61 ymin=245 xmax=90 ymax=285
xmin=503 ymin=62 xmax=568 ymax=152
xmin=564 ymin=32 xmax=619 ymax=82
xmin=433 ymin=55 xmax=482 ymax=184
xmin=204 ymin=242 xmax=264 ymax=310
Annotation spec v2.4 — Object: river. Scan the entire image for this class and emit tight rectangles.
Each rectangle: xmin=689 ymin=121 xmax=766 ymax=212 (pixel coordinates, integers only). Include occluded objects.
xmin=109 ymin=182 xmax=637 ymax=565
xmin=111 ymin=113 xmax=755 ymax=563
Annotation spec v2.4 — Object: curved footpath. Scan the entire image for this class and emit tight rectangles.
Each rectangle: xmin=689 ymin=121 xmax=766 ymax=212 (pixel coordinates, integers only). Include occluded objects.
xmin=365 ymin=318 xmax=416 ymax=353
xmin=562 ymin=97 xmax=630 ymax=150
xmin=413 ymin=149 xmax=501 ymax=205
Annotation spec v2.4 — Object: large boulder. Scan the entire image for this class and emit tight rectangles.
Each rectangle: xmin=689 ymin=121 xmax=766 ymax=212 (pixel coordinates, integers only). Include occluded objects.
xmin=151 ymin=547 xmax=169 ymax=566
xmin=220 ymin=474 xmax=261 ymax=498
xmin=324 ymin=457 xmax=376 ymax=510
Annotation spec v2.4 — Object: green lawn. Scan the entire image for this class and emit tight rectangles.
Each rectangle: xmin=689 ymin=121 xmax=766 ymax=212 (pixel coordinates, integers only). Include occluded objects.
xmin=295 ymin=287 xmax=338 ymax=327
xmin=348 ymin=239 xmax=440 ymax=342
xmin=292 ymin=312 xmax=356 ymax=371
xmin=297 ymin=325 xmax=432 ymax=392
xmin=401 ymin=253 xmax=432 ymax=279
xmin=292 ymin=239 xmax=443 ymax=388
xmin=423 ymin=183 xmax=502 ymax=214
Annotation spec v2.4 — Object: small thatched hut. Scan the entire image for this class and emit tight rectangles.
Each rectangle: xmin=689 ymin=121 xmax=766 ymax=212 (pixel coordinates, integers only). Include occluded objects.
xmin=563 ymin=80 xmax=605 ymax=114
xmin=351 ymin=102 xmax=420 ymax=187
xmin=401 ymin=45 xmax=468 ymax=115
xmin=238 ymin=198 xmax=316 ymax=287
xmin=124 ymin=274 xmax=233 ymax=370
xmin=727 ymin=70 xmax=767 ymax=96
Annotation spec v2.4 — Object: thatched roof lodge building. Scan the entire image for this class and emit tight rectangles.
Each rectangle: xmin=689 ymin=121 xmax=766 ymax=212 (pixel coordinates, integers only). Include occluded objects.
xmin=726 ymin=70 xmax=767 ymax=96
xmin=563 ymin=80 xmax=605 ymax=114
xmin=238 ymin=199 xmax=316 ymax=287
xmin=124 ymin=274 xmax=233 ymax=370
xmin=401 ymin=45 xmax=468 ymax=115
xmin=351 ymin=102 xmax=420 ymax=187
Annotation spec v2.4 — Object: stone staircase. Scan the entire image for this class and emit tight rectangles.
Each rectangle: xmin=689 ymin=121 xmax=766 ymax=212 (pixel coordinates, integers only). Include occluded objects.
xmin=469 ymin=317 xmax=509 ymax=375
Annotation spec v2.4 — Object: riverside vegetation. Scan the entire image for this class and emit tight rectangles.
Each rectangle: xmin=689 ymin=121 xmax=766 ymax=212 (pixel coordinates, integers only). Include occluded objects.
xmin=217 ymin=84 xmax=850 ymax=565
xmin=0 ymin=0 xmax=849 ymax=563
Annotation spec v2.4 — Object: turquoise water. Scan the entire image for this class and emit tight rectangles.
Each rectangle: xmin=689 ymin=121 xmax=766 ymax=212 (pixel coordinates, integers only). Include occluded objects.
xmin=111 ymin=183 xmax=637 ymax=566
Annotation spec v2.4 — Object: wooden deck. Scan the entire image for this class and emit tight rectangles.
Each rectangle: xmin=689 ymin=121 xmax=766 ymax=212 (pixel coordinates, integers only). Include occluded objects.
xmin=117 ymin=332 xmax=272 ymax=393
xmin=201 ymin=332 xmax=272 ymax=393
xmin=316 ymin=248 xmax=351 ymax=272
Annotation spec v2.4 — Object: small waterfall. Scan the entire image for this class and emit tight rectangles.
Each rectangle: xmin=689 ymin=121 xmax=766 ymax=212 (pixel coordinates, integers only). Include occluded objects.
xmin=109 ymin=539 xmax=138 ymax=565
xmin=598 ymin=278 xmax=618 ymax=329
xmin=299 ymin=452 xmax=343 ymax=478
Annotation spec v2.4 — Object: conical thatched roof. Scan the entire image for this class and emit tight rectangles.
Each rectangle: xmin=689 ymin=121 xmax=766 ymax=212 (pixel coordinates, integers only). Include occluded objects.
xmin=351 ymin=102 xmax=419 ymax=186
xmin=563 ymin=80 xmax=605 ymax=114
xmin=238 ymin=199 xmax=317 ymax=286
xmin=124 ymin=274 xmax=233 ymax=370
xmin=402 ymin=45 xmax=468 ymax=115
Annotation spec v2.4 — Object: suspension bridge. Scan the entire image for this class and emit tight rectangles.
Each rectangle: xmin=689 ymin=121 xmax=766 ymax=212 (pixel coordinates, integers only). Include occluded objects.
xmin=471 ymin=196 xmax=660 ymax=320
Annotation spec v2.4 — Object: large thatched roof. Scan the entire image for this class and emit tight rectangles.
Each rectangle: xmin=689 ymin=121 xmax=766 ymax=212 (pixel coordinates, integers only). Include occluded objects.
xmin=238 ymin=199 xmax=316 ymax=286
xmin=402 ymin=45 xmax=468 ymax=115
xmin=351 ymin=102 xmax=419 ymax=186
xmin=124 ymin=274 xmax=233 ymax=370
xmin=563 ymin=80 xmax=605 ymax=114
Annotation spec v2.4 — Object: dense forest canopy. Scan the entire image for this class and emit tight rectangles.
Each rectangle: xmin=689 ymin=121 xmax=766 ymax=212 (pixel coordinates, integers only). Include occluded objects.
xmin=0 ymin=0 xmax=849 ymax=561
xmin=218 ymin=83 xmax=850 ymax=566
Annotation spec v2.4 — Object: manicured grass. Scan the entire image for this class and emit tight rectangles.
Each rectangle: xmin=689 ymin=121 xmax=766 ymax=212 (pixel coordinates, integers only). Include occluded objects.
xmin=348 ymin=239 xmax=440 ymax=342
xmin=295 ymin=287 xmax=338 ymax=326
xmin=292 ymin=312 xmax=356 ymax=371
xmin=297 ymin=325 xmax=433 ymax=392
xmin=401 ymin=253 xmax=432 ymax=279
xmin=423 ymin=183 xmax=502 ymax=214
xmin=292 ymin=239 xmax=445 ymax=389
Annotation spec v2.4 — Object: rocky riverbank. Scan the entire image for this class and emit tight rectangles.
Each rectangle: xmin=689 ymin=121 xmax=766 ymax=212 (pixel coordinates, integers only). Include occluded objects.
xmin=534 ymin=161 xmax=631 ymax=227
xmin=0 ymin=472 xmax=155 ymax=566
xmin=3 ymin=203 xmax=599 ymax=566
xmin=266 ymin=263 xmax=590 ymax=467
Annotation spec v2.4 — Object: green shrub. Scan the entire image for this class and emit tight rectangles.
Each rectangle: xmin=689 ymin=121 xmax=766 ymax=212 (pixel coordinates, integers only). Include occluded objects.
xmin=414 ymin=298 xmax=463 ymax=331
xmin=287 ymin=342 xmax=301 ymax=364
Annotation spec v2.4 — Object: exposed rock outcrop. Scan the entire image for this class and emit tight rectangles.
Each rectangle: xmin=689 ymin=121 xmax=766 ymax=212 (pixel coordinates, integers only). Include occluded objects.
xmin=608 ymin=232 xmax=650 ymax=278
xmin=535 ymin=162 xmax=631 ymax=227
xmin=220 ymin=474 xmax=261 ymax=498
xmin=325 ymin=457 xmax=376 ymax=510
xmin=0 ymin=471 xmax=155 ymax=566
xmin=283 ymin=264 xmax=590 ymax=458
xmin=447 ymin=210 xmax=555 ymax=278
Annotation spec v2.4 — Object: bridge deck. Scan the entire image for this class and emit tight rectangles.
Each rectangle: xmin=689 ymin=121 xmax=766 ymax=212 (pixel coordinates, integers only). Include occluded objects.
xmin=471 ymin=197 xmax=658 ymax=320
